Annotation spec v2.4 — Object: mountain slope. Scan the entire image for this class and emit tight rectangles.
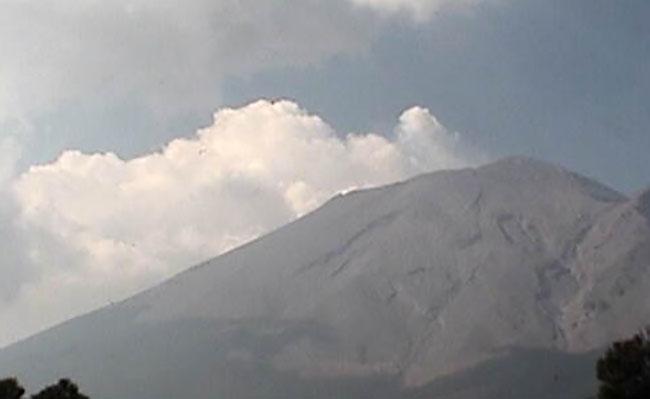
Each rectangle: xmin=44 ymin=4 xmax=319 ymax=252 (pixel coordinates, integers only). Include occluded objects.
xmin=1 ymin=157 xmax=648 ymax=399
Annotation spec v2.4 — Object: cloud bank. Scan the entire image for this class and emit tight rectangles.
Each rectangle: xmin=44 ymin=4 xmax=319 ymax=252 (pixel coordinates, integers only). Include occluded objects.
xmin=1 ymin=100 xmax=483 ymax=346
xmin=0 ymin=0 xmax=373 ymax=147
xmin=1 ymin=0 xmax=498 ymax=134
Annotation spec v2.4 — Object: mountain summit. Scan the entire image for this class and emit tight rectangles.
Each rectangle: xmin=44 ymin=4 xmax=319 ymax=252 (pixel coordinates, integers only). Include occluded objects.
xmin=1 ymin=157 xmax=648 ymax=399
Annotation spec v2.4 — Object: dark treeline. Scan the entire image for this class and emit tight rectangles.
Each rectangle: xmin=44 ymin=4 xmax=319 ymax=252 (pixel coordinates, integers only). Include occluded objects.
xmin=596 ymin=328 xmax=650 ymax=399
xmin=0 ymin=378 xmax=88 ymax=399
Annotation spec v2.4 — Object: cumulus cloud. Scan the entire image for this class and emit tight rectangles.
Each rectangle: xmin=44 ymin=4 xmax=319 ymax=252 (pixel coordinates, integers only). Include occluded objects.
xmin=348 ymin=0 xmax=492 ymax=21
xmin=0 ymin=100 xmax=483 ymax=346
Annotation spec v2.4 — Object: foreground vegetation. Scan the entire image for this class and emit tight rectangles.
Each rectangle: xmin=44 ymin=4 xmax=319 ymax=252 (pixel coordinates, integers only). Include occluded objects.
xmin=0 ymin=378 xmax=88 ymax=399
xmin=596 ymin=328 xmax=650 ymax=399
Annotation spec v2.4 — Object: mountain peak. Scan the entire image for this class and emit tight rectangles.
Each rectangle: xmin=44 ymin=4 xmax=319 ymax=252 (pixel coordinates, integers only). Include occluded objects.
xmin=476 ymin=156 xmax=625 ymax=204
xmin=476 ymin=156 xmax=582 ymax=183
xmin=482 ymin=155 xmax=572 ymax=172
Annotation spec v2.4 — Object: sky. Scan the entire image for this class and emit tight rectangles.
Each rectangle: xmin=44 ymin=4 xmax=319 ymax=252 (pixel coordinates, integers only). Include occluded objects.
xmin=0 ymin=0 xmax=648 ymax=346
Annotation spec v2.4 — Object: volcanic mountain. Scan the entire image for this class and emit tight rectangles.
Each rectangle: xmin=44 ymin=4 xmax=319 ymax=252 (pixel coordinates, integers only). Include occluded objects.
xmin=1 ymin=157 xmax=649 ymax=399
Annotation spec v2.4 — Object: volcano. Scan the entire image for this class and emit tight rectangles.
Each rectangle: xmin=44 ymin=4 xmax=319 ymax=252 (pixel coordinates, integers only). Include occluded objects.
xmin=2 ymin=157 xmax=649 ymax=399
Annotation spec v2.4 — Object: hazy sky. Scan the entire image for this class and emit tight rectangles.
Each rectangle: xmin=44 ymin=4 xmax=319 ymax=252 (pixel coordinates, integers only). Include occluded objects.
xmin=0 ymin=0 xmax=648 ymax=346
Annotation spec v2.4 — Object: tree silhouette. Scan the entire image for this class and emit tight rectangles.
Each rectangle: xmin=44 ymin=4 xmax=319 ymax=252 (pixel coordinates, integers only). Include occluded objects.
xmin=30 ymin=379 xmax=89 ymax=399
xmin=596 ymin=328 xmax=650 ymax=399
xmin=0 ymin=378 xmax=25 ymax=399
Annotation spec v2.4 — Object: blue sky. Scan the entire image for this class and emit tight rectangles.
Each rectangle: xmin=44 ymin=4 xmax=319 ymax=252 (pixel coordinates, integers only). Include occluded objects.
xmin=0 ymin=0 xmax=648 ymax=346
xmin=226 ymin=0 xmax=650 ymax=192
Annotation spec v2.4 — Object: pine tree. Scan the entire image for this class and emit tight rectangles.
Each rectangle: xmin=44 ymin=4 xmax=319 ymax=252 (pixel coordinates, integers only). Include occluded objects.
xmin=30 ymin=379 xmax=89 ymax=399
xmin=596 ymin=328 xmax=650 ymax=399
xmin=0 ymin=378 xmax=25 ymax=399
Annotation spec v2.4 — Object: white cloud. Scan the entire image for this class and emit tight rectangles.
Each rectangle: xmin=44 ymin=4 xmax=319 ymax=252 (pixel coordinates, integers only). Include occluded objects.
xmin=348 ymin=0 xmax=491 ymax=21
xmin=0 ymin=0 xmax=503 ymax=133
xmin=396 ymin=106 xmax=466 ymax=170
xmin=1 ymin=100 xmax=483 ymax=346
xmin=0 ymin=0 xmax=373 ymax=130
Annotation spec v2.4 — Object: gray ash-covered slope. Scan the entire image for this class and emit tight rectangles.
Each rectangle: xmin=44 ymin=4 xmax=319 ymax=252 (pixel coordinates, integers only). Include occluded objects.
xmin=1 ymin=157 xmax=649 ymax=399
